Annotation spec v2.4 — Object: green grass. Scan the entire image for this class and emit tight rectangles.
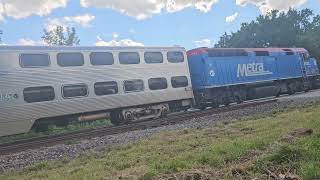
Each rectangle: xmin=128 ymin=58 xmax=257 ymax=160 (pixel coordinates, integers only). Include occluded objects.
xmin=0 ymin=119 xmax=111 ymax=144
xmin=2 ymin=103 xmax=320 ymax=179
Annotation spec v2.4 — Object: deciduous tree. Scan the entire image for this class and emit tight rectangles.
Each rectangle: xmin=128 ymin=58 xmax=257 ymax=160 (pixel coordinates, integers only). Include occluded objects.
xmin=215 ymin=9 xmax=320 ymax=62
xmin=42 ymin=26 xmax=80 ymax=46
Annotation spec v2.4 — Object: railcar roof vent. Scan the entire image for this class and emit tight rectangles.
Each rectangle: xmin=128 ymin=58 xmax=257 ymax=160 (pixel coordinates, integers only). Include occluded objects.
xmin=283 ymin=49 xmax=294 ymax=55
xmin=208 ymin=49 xmax=248 ymax=57
xmin=254 ymin=51 xmax=270 ymax=56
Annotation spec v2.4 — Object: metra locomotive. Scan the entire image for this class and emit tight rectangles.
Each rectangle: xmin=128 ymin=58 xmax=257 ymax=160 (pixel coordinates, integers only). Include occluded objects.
xmin=0 ymin=46 xmax=319 ymax=137
xmin=187 ymin=48 xmax=320 ymax=108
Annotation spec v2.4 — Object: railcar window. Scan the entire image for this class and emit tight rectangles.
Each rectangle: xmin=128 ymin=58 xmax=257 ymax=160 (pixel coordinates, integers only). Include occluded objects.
xmin=255 ymin=51 xmax=270 ymax=56
xmin=62 ymin=84 xmax=88 ymax=98
xmin=171 ymin=76 xmax=188 ymax=88
xmin=124 ymin=80 xmax=144 ymax=92
xmin=144 ymin=52 xmax=163 ymax=64
xmin=90 ymin=52 xmax=114 ymax=65
xmin=94 ymin=81 xmax=118 ymax=96
xmin=167 ymin=51 xmax=184 ymax=63
xmin=148 ymin=78 xmax=168 ymax=90
xmin=23 ymin=86 xmax=55 ymax=103
xmin=119 ymin=52 xmax=140 ymax=64
xmin=57 ymin=53 xmax=84 ymax=67
xmin=20 ymin=54 xmax=50 ymax=68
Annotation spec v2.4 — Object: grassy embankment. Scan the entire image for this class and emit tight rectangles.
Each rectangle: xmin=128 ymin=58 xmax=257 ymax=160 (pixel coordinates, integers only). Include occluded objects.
xmin=2 ymin=103 xmax=320 ymax=179
xmin=0 ymin=119 xmax=111 ymax=144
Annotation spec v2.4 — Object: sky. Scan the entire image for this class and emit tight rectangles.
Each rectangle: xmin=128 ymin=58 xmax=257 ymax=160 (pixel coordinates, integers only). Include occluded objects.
xmin=0 ymin=0 xmax=319 ymax=50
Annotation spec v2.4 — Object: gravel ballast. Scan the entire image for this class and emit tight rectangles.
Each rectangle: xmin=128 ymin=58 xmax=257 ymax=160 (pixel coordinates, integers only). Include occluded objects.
xmin=1 ymin=91 xmax=320 ymax=173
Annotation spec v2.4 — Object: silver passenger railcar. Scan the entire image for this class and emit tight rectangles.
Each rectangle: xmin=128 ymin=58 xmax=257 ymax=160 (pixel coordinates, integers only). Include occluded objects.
xmin=0 ymin=46 xmax=194 ymax=137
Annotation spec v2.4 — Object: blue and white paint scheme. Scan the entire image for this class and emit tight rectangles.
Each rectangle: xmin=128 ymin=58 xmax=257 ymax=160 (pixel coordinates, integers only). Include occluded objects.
xmin=187 ymin=48 xmax=319 ymax=90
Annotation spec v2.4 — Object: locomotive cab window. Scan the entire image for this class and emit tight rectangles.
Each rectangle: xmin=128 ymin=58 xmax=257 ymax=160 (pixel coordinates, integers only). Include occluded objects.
xmin=94 ymin=81 xmax=118 ymax=96
xmin=62 ymin=84 xmax=88 ymax=98
xmin=148 ymin=78 xmax=168 ymax=90
xmin=20 ymin=54 xmax=50 ymax=68
xmin=119 ymin=52 xmax=140 ymax=64
xmin=24 ymin=86 xmax=55 ymax=103
xmin=124 ymin=80 xmax=144 ymax=92
xmin=57 ymin=53 xmax=84 ymax=67
xmin=171 ymin=76 xmax=188 ymax=88
xmin=167 ymin=51 xmax=184 ymax=63
xmin=144 ymin=52 xmax=163 ymax=64
xmin=90 ymin=52 xmax=114 ymax=65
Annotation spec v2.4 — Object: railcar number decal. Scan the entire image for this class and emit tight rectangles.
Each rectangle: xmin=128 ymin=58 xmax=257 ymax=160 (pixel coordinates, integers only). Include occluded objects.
xmin=0 ymin=92 xmax=19 ymax=102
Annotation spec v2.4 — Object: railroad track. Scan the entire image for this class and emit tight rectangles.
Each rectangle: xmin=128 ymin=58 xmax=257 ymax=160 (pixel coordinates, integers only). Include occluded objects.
xmin=0 ymin=98 xmax=277 ymax=156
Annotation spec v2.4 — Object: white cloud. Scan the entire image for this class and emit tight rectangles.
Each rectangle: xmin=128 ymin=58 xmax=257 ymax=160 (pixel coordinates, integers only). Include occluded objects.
xmin=95 ymin=36 xmax=144 ymax=46
xmin=0 ymin=5 xmax=4 ymax=22
xmin=236 ymin=0 xmax=307 ymax=14
xmin=45 ymin=18 xmax=67 ymax=31
xmin=45 ymin=13 xmax=95 ymax=31
xmin=226 ymin=12 xmax=239 ymax=23
xmin=64 ymin=14 xmax=95 ymax=27
xmin=193 ymin=39 xmax=212 ymax=47
xmin=17 ymin=38 xmax=47 ymax=46
xmin=112 ymin=32 xmax=119 ymax=39
xmin=80 ymin=0 xmax=219 ymax=20
xmin=0 ymin=0 xmax=68 ymax=20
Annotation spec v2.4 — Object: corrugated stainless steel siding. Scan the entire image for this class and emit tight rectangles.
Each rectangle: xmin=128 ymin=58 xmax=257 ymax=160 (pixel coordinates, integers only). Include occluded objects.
xmin=0 ymin=47 xmax=194 ymax=136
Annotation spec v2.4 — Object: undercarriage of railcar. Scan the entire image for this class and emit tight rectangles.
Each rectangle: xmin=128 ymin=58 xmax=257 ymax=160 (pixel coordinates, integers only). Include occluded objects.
xmin=31 ymin=99 xmax=193 ymax=132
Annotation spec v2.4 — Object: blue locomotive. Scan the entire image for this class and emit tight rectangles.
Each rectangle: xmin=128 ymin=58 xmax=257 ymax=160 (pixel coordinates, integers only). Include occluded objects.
xmin=187 ymin=48 xmax=320 ymax=108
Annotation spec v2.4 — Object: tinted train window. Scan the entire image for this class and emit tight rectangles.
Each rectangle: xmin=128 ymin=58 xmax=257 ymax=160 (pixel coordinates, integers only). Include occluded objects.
xmin=255 ymin=51 xmax=269 ymax=56
xmin=119 ymin=52 xmax=140 ymax=64
xmin=24 ymin=86 xmax=55 ymax=103
xmin=94 ymin=81 xmax=118 ymax=96
xmin=145 ymin=52 xmax=163 ymax=64
xmin=167 ymin=51 xmax=184 ymax=63
xmin=171 ymin=76 xmax=188 ymax=88
xmin=63 ymin=84 xmax=88 ymax=98
xmin=57 ymin=53 xmax=84 ymax=67
xmin=20 ymin=54 xmax=50 ymax=68
xmin=148 ymin=78 xmax=167 ymax=90
xmin=90 ymin=52 xmax=114 ymax=65
xmin=124 ymin=80 xmax=144 ymax=92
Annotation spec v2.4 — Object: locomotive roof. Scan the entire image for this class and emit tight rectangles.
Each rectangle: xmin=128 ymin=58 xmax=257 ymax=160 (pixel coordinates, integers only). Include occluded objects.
xmin=0 ymin=45 xmax=186 ymax=52
xmin=187 ymin=47 xmax=308 ymax=56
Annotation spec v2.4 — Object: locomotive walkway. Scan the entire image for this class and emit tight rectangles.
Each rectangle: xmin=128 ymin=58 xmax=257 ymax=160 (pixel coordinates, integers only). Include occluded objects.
xmin=0 ymin=99 xmax=277 ymax=156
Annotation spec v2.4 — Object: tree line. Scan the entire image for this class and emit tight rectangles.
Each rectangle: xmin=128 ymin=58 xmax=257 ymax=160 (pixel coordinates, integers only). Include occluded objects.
xmin=215 ymin=8 xmax=320 ymax=62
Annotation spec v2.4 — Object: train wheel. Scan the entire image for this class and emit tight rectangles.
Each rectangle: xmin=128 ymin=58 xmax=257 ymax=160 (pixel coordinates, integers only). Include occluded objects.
xmin=287 ymin=82 xmax=297 ymax=95
xmin=235 ymin=95 xmax=244 ymax=104
xmin=110 ymin=110 xmax=124 ymax=125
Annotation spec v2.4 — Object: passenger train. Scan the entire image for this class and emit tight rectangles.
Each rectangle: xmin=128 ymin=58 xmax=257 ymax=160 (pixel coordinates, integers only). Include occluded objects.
xmin=0 ymin=46 xmax=319 ymax=137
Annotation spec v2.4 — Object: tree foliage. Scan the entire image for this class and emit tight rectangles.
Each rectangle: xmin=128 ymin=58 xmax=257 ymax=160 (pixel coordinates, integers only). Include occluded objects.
xmin=215 ymin=9 xmax=320 ymax=61
xmin=42 ymin=26 xmax=80 ymax=46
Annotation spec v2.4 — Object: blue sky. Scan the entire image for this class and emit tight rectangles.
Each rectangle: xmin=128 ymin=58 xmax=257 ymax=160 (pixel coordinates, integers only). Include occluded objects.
xmin=0 ymin=0 xmax=319 ymax=49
